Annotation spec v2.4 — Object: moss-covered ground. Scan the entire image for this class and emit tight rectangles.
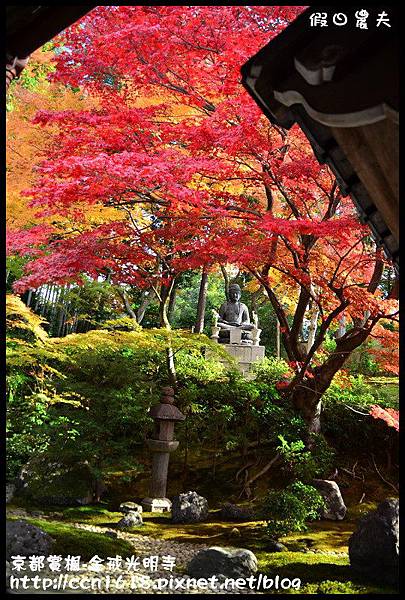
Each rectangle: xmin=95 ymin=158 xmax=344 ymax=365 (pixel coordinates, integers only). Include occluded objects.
xmin=6 ymin=513 xmax=134 ymax=561
xmin=7 ymin=497 xmax=398 ymax=594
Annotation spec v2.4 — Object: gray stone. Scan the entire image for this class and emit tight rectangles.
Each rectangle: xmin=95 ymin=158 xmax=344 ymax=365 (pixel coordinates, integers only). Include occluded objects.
xmin=349 ymin=498 xmax=399 ymax=587
xmin=312 ymin=479 xmax=347 ymax=520
xmin=119 ymin=502 xmax=142 ymax=514
xmin=6 ymin=484 xmax=15 ymax=504
xmin=171 ymin=491 xmax=208 ymax=523
xmin=187 ymin=546 xmax=257 ymax=578
xmin=117 ymin=511 xmax=143 ymax=529
xmin=230 ymin=527 xmax=241 ymax=538
xmin=266 ymin=541 xmax=287 ymax=552
xmin=104 ymin=530 xmax=118 ymax=538
xmin=16 ymin=457 xmax=105 ymax=506
xmin=6 ymin=519 xmax=55 ymax=561
xmin=6 ymin=561 xmax=11 ymax=590
xmin=219 ymin=502 xmax=255 ymax=521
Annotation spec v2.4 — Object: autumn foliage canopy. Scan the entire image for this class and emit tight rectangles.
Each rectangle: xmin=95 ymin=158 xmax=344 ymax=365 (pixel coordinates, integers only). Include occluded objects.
xmin=7 ymin=6 xmax=398 ymax=428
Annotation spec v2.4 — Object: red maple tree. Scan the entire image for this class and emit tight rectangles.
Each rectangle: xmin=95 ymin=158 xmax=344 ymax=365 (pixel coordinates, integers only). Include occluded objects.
xmin=7 ymin=6 xmax=398 ymax=431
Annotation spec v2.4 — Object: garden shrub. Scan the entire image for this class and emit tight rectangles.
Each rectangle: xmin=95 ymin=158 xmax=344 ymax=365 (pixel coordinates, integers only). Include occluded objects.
xmin=346 ymin=340 xmax=381 ymax=377
xmin=262 ymin=481 xmax=325 ymax=540
xmin=7 ymin=294 xmax=396 ymax=498
xmin=251 ymin=356 xmax=291 ymax=387
xmin=277 ymin=434 xmax=335 ymax=482
xmin=323 ymin=373 xmax=375 ymax=408
xmin=6 ymin=296 xmax=78 ymax=480
xmin=322 ymin=372 xmax=399 ymax=458
xmin=7 ymin=296 xmax=237 ymax=485
xmin=6 ymin=294 xmax=48 ymax=345
xmin=99 ymin=316 xmax=142 ymax=331
xmin=6 ymin=298 xmax=329 ymax=490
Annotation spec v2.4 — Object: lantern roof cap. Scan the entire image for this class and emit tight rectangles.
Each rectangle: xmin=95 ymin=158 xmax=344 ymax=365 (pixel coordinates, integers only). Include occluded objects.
xmin=149 ymin=403 xmax=185 ymax=421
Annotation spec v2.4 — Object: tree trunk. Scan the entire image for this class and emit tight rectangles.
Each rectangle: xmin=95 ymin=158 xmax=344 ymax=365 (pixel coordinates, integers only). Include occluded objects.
xmin=136 ymin=290 xmax=154 ymax=324
xmin=388 ymin=277 xmax=399 ymax=299
xmin=158 ymin=279 xmax=178 ymax=389
xmin=34 ymin=286 xmax=43 ymax=312
xmin=49 ymin=286 xmax=60 ymax=334
xmin=276 ymin=320 xmax=281 ymax=358
xmin=159 ymin=283 xmax=173 ymax=330
xmin=306 ymin=306 xmax=319 ymax=353
xmin=118 ymin=288 xmax=137 ymax=321
xmin=220 ymin=265 xmax=230 ymax=300
xmin=194 ymin=267 xmax=209 ymax=333
xmin=57 ymin=285 xmax=68 ymax=337
xmin=26 ymin=289 xmax=33 ymax=308
xmin=167 ymin=278 xmax=179 ymax=324
xmin=290 ymin=325 xmax=373 ymax=433
xmin=40 ymin=285 xmax=52 ymax=319
xmin=335 ymin=315 xmax=346 ymax=339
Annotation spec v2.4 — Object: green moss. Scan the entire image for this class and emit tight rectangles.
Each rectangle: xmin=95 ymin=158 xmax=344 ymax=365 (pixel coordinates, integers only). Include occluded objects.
xmin=58 ymin=508 xmax=352 ymax=555
xmin=7 ymin=516 xmax=134 ymax=561
xmin=288 ymin=580 xmax=396 ymax=594
xmin=257 ymin=551 xmax=396 ymax=594
xmin=280 ymin=520 xmax=352 ymax=553
xmin=62 ymin=505 xmax=116 ymax=520
xmin=366 ymin=377 xmax=398 ymax=386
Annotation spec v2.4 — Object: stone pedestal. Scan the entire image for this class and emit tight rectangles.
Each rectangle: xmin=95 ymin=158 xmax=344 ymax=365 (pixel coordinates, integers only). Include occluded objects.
xmin=207 ymin=343 xmax=265 ymax=378
xmin=222 ymin=343 xmax=265 ymax=378
xmin=142 ymin=387 xmax=185 ymax=513
xmin=252 ymin=328 xmax=262 ymax=346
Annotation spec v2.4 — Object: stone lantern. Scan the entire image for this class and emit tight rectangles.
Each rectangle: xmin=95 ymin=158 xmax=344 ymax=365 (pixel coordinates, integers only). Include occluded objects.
xmin=142 ymin=386 xmax=185 ymax=513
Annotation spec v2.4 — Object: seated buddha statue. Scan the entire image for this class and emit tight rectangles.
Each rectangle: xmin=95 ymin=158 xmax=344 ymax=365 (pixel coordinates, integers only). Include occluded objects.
xmin=217 ymin=283 xmax=254 ymax=343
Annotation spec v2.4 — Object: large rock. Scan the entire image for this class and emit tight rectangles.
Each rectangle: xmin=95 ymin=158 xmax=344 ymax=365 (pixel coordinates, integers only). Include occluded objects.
xmin=6 ymin=520 xmax=55 ymax=561
xmin=312 ymin=479 xmax=347 ymax=520
xmin=16 ymin=457 xmax=105 ymax=506
xmin=187 ymin=547 xmax=257 ymax=578
xmin=6 ymin=561 xmax=11 ymax=591
xmin=219 ymin=503 xmax=255 ymax=522
xmin=349 ymin=498 xmax=399 ymax=587
xmin=171 ymin=491 xmax=208 ymax=523
xmin=266 ymin=541 xmax=287 ymax=552
xmin=6 ymin=484 xmax=15 ymax=504
xmin=120 ymin=502 xmax=143 ymax=515
xmin=117 ymin=512 xmax=143 ymax=529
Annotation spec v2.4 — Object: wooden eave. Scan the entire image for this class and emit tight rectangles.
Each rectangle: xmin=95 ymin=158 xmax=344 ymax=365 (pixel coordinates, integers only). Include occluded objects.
xmin=6 ymin=6 xmax=96 ymax=59
xmin=241 ymin=6 xmax=399 ymax=271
